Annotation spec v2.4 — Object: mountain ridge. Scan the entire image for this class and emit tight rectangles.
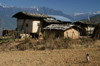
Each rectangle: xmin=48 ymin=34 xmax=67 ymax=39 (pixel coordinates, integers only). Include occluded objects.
xmin=0 ymin=4 xmax=100 ymax=29
xmin=0 ymin=4 xmax=72 ymax=29
xmin=70 ymin=11 xmax=100 ymax=21
xmin=82 ymin=14 xmax=100 ymax=23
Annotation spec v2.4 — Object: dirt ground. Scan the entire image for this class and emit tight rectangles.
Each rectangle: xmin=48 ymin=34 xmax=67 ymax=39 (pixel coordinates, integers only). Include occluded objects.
xmin=0 ymin=48 xmax=100 ymax=66
xmin=0 ymin=38 xmax=100 ymax=66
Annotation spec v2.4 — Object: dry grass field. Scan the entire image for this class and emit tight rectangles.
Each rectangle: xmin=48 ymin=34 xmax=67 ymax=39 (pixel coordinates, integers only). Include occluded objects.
xmin=0 ymin=48 xmax=100 ymax=66
xmin=0 ymin=38 xmax=100 ymax=66
xmin=0 ymin=43 xmax=99 ymax=66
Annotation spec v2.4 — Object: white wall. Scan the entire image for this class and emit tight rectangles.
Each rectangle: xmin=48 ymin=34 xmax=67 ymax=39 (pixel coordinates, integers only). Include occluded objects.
xmin=17 ymin=19 xmax=41 ymax=34
xmin=32 ymin=21 xmax=40 ymax=33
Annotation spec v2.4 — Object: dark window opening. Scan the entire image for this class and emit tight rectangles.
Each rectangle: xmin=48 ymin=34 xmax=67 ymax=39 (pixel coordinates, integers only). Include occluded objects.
xmin=55 ymin=32 xmax=60 ymax=38
xmin=37 ymin=23 xmax=40 ymax=26
xmin=26 ymin=24 xmax=28 ymax=27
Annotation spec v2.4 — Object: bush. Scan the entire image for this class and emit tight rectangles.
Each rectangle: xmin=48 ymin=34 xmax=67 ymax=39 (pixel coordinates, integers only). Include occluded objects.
xmin=24 ymin=38 xmax=30 ymax=43
xmin=63 ymin=37 xmax=72 ymax=41
xmin=43 ymin=32 xmax=49 ymax=40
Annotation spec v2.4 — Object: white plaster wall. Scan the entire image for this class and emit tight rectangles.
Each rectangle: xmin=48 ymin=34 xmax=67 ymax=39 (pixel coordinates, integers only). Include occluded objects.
xmin=88 ymin=27 xmax=94 ymax=31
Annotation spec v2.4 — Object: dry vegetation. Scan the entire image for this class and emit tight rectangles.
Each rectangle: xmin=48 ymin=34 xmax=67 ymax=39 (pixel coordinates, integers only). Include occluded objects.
xmin=0 ymin=37 xmax=100 ymax=66
xmin=0 ymin=37 xmax=96 ymax=51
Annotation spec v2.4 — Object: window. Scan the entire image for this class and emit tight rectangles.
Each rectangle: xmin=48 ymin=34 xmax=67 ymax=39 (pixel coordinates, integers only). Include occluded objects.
xmin=26 ymin=24 xmax=28 ymax=27
xmin=55 ymin=32 xmax=60 ymax=38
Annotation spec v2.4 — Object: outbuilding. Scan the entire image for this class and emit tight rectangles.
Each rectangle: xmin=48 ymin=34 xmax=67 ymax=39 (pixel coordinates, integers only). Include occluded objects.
xmin=43 ymin=24 xmax=84 ymax=39
xmin=74 ymin=21 xmax=98 ymax=36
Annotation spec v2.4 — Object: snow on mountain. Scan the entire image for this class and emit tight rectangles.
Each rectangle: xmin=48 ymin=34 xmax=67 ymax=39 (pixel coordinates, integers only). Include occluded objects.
xmin=30 ymin=6 xmax=39 ymax=11
xmin=89 ymin=11 xmax=100 ymax=15
xmin=49 ymin=15 xmax=71 ymax=21
xmin=73 ymin=11 xmax=100 ymax=16
xmin=73 ymin=13 xmax=86 ymax=16
xmin=70 ymin=11 xmax=100 ymax=21
xmin=0 ymin=3 xmax=7 ymax=8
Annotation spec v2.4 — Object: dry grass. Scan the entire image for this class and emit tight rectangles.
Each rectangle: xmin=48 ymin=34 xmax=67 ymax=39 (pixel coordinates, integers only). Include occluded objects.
xmin=0 ymin=48 xmax=99 ymax=66
xmin=0 ymin=37 xmax=99 ymax=51
xmin=0 ymin=38 xmax=100 ymax=66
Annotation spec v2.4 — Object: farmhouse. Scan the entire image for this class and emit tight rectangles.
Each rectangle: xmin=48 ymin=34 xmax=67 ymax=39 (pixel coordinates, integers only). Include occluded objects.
xmin=12 ymin=11 xmax=61 ymax=38
xmin=43 ymin=24 xmax=84 ymax=39
xmin=12 ymin=11 xmax=73 ymax=39
xmin=74 ymin=21 xmax=98 ymax=36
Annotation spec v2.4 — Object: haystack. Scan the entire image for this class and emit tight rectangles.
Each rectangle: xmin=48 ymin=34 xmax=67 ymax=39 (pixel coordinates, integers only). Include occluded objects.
xmin=92 ymin=23 xmax=100 ymax=39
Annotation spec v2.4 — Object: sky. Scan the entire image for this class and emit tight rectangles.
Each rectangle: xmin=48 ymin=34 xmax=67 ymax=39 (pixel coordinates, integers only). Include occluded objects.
xmin=0 ymin=0 xmax=100 ymax=14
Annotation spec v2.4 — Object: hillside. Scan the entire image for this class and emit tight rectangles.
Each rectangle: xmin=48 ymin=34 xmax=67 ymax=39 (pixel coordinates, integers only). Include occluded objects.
xmin=81 ymin=14 xmax=100 ymax=23
xmin=0 ymin=4 xmax=72 ymax=30
xmin=0 ymin=15 xmax=16 ymax=30
xmin=0 ymin=4 xmax=100 ymax=29
xmin=70 ymin=11 xmax=100 ymax=21
xmin=90 ymin=15 xmax=100 ymax=22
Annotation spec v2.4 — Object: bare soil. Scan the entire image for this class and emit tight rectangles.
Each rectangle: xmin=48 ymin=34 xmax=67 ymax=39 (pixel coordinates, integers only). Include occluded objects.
xmin=0 ymin=48 xmax=100 ymax=66
xmin=0 ymin=38 xmax=100 ymax=66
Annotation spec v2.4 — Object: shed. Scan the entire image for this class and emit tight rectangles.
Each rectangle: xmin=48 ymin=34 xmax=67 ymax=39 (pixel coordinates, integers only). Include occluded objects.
xmin=43 ymin=24 xmax=84 ymax=39
xmin=74 ymin=21 xmax=98 ymax=36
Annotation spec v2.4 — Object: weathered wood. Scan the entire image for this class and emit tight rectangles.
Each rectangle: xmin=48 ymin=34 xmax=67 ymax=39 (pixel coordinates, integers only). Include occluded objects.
xmin=92 ymin=23 xmax=100 ymax=39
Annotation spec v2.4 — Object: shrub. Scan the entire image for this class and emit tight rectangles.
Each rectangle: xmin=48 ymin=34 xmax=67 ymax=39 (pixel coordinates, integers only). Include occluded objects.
xmin=24 ymin=38 xmax=31 ymax=43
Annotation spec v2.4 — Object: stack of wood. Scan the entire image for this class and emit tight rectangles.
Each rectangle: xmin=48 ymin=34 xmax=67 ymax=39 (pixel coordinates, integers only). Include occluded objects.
xmin=2 ymin=29 xmax=16 ymax=36
xmin=92 ymin=23 xmax=100 ymax=39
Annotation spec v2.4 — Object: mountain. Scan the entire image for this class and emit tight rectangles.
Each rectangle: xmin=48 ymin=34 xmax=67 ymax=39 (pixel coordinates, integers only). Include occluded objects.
xmin=82 ymin=14 xmax=100 ymax=23
xmin=70 ymin=11 xmax=100 ymax=21
xmin=0 ymin=4 xmax=100 ymax=30
xmin=90 ymin=14 xmax=100 ymax=22
xmin=0 ymin=4 xmax=73 ymax=30
xmin=0 ymin=15 xmax=16 ymax=29
xmin=49 ymin=15 xmax=71 ymax=21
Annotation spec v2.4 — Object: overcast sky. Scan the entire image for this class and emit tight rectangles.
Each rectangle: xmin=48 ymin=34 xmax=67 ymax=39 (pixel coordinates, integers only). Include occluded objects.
xmin=0 ymin=0 xmax=100 ymax=14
